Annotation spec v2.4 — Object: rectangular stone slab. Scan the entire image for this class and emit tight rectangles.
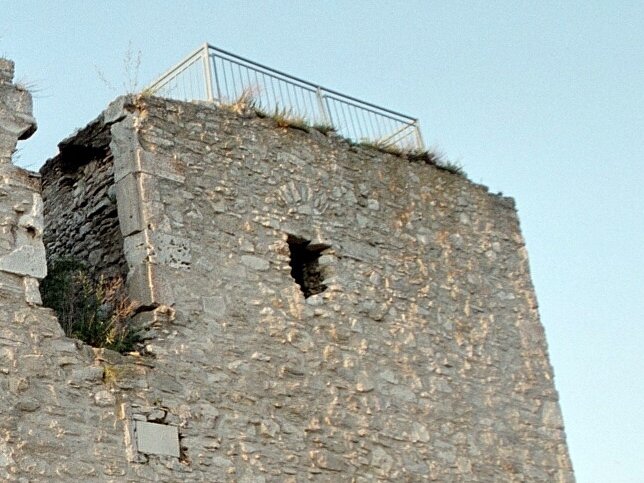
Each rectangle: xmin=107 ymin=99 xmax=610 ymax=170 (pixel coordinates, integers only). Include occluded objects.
xmin=134 ymin=421 xmax=180 ymax=458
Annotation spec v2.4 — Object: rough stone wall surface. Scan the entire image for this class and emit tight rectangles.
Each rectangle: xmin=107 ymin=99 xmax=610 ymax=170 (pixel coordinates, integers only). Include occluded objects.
xmin=98 ymin=96 xmax=573 ymax=481
xmin=0 ymin=60 xmax=36 ymax=164
xmin=0 ymin=59 xmax=133 ymax=482
xmin=41 ymin=148 xmax=127 ymax=281
xmin=5 ymin=69 xmax=574 ymax=481
xmin=0 ymin=58 xmax=45 ymax=304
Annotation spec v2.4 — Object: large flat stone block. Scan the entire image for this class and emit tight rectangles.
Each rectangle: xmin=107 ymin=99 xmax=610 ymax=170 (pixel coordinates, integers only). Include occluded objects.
xmin=115 ymin=173 xmax=146 ymax=236
xmin=134 ymin=421 xmax=180 ymax=458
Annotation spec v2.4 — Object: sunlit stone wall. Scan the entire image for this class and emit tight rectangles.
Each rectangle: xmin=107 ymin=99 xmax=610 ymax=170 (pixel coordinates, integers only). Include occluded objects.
xmin=0 ymin=58 xmax=45 ymax=304
xmin=0 ymin=59 xmax=132 ymax=482
xmin=4 ymin=68 xmax=573 ymax=479
xmin=72 ymin=95 xmax=572 ymax=481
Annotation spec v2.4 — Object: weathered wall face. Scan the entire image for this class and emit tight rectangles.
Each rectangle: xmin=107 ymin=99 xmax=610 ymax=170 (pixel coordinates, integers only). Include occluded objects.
xmin=0 ymin=59 xmax=134 ymax=482
xmin=41 ymin=123 xmax=127 ymax=281
xmin=0 ymin=58 xmax=45 ymax=305
xmin=88 ymin=96 xmax=574 ymax=481
xmin=4 ymin=73 xmax=571 ymax=479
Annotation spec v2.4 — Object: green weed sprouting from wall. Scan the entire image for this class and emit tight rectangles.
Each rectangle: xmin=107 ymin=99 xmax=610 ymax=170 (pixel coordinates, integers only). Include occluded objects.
xmin=40 ymin=258 xmax=141 ymax=353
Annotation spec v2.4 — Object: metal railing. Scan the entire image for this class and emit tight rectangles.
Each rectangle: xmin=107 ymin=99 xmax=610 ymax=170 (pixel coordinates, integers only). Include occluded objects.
xmin=146 ymin=43 xmax=424 ymax=150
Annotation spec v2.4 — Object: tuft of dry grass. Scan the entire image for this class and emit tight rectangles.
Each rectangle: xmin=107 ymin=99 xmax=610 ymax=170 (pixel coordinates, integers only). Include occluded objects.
xmin=95 ymin=41 xmax=143 ymax=95
xmin=220 ymin=87 xmax=259 ymax=116
xmin=357 ymin=141 xmax=466 ymax=177
xmin=265 ymin=106 xmax=310 ymax=132
xmin=100 ymin=276 xmax=141 ymax=351
xmin=311 ymin=123 xmax=336 ymax=135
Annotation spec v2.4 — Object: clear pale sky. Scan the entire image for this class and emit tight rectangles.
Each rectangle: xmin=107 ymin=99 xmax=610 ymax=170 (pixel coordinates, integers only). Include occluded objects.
xmin=3 ymin=2 xmax=643 ymax=481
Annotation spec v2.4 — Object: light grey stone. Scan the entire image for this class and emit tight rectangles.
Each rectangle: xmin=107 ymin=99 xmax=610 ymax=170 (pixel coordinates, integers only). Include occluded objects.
xmin=310 ymin=449 xmax=347 ymax=472
xmin=94 ymin=390 xmax=116 ymax=407
xmin=203 ymin=295 xmax=226 ymax=317
xmin=23 ymin=277 xmax=42 ymax=305
xmin=115 ymin=173 xmax=145 ymax=236
xmin=134 ymin=421 xmax=180 ymax=458
xmin=0 ymin=244 xmax=47 ymax=278
xmin=241 ymin=254 xmax=269 ymax=271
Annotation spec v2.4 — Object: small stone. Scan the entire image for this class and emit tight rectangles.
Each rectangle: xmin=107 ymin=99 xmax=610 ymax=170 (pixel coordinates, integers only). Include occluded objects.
xmin=23 ymin=277 xmax=42 ymax=305
xmin=94 ymin=390 xmax=116 ymax=407
xmin=371 ymin=447 xmax=394 ymax=473
xmin=260 ymin=419 xmax=280 ymax=438
xmin=68 ymin=366 xmax=104 ymax=385
xmin=203 ymin=296 xmax=227 ymax=317
xmin=212 ymin=456 xmax=234 ymax=468
xmin=16 ymin=398 xmax=40 ymax=412
xmin=147 ymin=409 xmax=166 ymax=422
xmin=411 ymin=422 xmax=430 ymax=443
xmin=310 ymin=450 xmax=347 ymax=472
xmin=251 ymin=352 xmax=271 ymax=362
xmin=241 ymin=255 xmax=269 ymax=271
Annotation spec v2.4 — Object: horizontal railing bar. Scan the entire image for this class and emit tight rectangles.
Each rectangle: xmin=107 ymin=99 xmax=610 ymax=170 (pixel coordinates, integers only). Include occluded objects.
xmin=206 ymin=44 xmax=417 ymax=122
xmin=323 ymin=94 xmax=416 ymax=125
xmin=211 ymin=54 xmax=319 ymax=94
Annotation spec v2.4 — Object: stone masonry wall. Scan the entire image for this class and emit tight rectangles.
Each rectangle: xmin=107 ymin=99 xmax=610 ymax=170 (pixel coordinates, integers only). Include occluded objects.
xmin=0 ymin=58 xmax=45 ymax=297
xmin=3 ymin=68 xmax=573 ymax=480
xmin=0 ymin=72 xmax=573 ymax=482
xmin=0 ymin=59 xmax=137 ymax=482
xmin=90 ymin=96 xmax=574 ymax=481
xmin=41 ymin=120 xmax=127 ymax=281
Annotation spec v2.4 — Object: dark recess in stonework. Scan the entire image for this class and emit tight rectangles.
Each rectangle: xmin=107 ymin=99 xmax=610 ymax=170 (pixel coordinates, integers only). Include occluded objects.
xmin=287 ymin=235 xmax=329 ymax=298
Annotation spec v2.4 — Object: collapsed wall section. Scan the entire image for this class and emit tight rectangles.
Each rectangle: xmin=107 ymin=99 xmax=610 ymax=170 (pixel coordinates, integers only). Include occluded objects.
xmin=41 ymin=118 xmax=127 ymax=281
xmin=0 ymin=58 xmax=45 ymax=304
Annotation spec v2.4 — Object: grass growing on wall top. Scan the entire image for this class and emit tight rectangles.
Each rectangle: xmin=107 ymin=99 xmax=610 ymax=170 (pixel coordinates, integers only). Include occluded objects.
xmin=356 ymin=141 xmax=466 ymax=177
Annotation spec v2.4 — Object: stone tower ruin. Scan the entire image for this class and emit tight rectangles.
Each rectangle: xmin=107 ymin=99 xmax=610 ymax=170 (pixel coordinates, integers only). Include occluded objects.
xmin=1 ymin=58 xmax=574 ymax=481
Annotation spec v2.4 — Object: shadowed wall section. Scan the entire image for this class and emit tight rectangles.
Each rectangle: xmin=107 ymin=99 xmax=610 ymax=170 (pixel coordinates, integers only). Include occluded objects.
xmin=41 ymin=120 xmax=128 ymax=282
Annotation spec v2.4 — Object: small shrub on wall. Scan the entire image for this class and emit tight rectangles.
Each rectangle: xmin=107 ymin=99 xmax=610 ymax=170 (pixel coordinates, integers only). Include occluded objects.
xmin=40 ymin=258 xmax=141 ymax=353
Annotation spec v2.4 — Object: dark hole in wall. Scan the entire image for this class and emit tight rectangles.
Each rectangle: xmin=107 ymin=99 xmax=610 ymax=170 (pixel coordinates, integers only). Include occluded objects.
xmin=287 ymin=235 xmax=329 ymax=298
xmin=58 ymin=145 xmax=109 ymax=172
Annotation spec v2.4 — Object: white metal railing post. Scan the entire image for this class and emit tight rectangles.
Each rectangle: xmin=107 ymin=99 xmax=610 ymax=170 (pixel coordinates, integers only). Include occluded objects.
xmin=316 ymin=87 xmax=331 ymax=126
xmin=413 ymin=120 xmax=425 ymax=151
xmin=202 ymin=43 xmax=215 ymax=102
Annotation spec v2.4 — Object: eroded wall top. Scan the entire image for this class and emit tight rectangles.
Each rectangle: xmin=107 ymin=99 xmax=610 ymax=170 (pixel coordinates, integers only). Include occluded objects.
xmin=0 ymin=58 xmax=46 ymax=305
xmin=0 ymin=59 xmax=36 ymax=162
xmin=0 ymin=59 xmax=134 ymax=483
